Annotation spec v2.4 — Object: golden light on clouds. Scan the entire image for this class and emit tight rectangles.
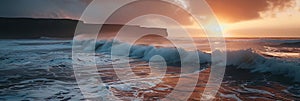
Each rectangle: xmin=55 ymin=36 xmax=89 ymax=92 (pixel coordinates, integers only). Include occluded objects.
xmin=219 ymin=0 xmax=300 ymax=37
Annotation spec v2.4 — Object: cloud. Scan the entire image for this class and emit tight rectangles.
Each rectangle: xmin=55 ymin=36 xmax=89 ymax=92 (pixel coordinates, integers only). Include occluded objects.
xmin=205 ymin=0 xmax=295 ymax=23
xmin=0 ymin=0 xmax=91 ymax=19
xmin=0 ymin=0 xmax=295 ymax=23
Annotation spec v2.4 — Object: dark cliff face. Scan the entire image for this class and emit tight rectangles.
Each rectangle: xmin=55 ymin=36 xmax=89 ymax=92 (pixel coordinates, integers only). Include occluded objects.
xmin=0 ymin=17 xmax=168 ymax=39
xmin=0 ymin=18 xmax=80 ymax=39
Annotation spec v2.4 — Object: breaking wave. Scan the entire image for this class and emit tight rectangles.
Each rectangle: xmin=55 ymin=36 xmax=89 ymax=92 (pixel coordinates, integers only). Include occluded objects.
xmin=227 ymin=49 xmax=300 ymax=82
xmin=75 ymin=40 xmax=300 ymax=82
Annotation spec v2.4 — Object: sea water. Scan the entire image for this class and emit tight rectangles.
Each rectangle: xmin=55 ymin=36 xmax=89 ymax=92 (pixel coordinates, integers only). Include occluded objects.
xmin=0 ymin=38 xmax=299 ymax=100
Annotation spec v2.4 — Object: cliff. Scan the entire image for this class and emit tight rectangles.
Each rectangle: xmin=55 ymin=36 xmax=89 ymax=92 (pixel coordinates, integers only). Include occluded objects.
xmin=0 ymin=17 xmax=168 ymax=39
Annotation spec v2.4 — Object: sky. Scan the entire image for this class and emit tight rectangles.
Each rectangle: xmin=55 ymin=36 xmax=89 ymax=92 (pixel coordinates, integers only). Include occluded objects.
xmin=0 ymin=0 xmax=299 ymax=37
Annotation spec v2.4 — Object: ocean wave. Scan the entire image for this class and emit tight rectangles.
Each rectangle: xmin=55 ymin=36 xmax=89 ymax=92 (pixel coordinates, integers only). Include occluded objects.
xmin=75 ymin=40 xmax=300 ymax=82
xmin=227 ymin=49 xmax=300 ymax=82
xmin=93 ymin=40 xmax=211 ymax=66
xmin=277 ymin=42 xmax=300 ymax=48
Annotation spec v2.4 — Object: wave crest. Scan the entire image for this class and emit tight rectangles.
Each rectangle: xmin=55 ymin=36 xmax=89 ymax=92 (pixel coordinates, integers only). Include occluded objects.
xmin=74 ymin=40 xmax=300 ymax=82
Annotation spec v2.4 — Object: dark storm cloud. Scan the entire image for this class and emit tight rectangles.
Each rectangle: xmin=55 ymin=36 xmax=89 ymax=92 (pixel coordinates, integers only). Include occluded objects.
xmin=0 ymin=0 xmax=92 ymax=19
xmin=206 ymin=0 xmax=295 ymax=23
xmin=0 ymin=0 xmax=295 ymax=23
